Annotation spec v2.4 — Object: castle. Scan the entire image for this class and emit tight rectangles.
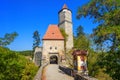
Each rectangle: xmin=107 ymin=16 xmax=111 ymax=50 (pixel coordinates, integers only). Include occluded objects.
xmin=33 ymin=4 xmax=73 ymax=66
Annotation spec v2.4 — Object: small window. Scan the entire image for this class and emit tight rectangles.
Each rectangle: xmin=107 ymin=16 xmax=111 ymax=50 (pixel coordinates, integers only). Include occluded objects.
xmin=55 ymin=47 xmax=57 ymax=50
xmin=50 ymin=47 xmax=52 ymax=50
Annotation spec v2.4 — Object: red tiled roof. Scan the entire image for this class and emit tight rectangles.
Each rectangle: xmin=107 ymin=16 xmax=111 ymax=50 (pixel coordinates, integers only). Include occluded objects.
xmin=62 ymin=4 xmax=68 ymax=9
xmin=72 ymin=50 xmax=88 ymax=56
xmin=43 ymin=25 xmax=64 ymax=40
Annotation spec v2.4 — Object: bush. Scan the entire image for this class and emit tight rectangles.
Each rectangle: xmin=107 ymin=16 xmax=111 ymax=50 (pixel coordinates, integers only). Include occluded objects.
xmin=0 ymin=47 xmax=38 ymax=80
xmin=21 ymin=62 xmax=38 ymax=80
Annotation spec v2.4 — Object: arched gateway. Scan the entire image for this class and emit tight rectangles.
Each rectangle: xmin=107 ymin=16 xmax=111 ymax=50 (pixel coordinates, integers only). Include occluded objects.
xmin=50 ymin=55 xmax=58 ymax=64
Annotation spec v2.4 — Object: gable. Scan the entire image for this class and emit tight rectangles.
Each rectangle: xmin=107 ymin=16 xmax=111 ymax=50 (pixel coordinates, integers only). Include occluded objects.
xmin=43 ymin=24 xmax=64 ymax=40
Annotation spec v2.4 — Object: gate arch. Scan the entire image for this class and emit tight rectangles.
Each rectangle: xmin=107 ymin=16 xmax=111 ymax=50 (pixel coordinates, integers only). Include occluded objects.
xmin=50 ymin=55 xmax=58 ymax=64
xmin=49 ymin=53 xmax=59 ymax=64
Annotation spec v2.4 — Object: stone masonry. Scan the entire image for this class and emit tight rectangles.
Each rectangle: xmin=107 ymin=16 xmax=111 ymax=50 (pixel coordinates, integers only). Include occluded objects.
xmin=42 ymin=40 xmax=64 ymax=64
xmin=58 ymin=4 xmax=73 ymax=51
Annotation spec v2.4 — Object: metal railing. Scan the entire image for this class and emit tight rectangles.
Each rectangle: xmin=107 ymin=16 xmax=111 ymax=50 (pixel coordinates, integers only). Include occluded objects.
xmin=59 ymin=65 xmax=97 ymax=80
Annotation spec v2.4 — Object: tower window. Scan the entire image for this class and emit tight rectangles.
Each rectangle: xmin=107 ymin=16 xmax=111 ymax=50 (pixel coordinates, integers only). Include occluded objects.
xmin=55 ymin=47 xmax=57 ymax=50
xmin=50 ymin=47 xmax=52 ymax=50
xmin=63 ymin=11 xmax=66 ymax=13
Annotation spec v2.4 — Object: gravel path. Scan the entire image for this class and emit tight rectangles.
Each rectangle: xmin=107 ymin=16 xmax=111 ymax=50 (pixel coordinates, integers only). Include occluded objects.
xmin=43 ymin=64 xmax=74 ymax=80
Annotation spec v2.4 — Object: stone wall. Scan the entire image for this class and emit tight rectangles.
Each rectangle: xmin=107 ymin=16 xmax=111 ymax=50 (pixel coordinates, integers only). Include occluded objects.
xmin=64 ymin=21 xmax=73 ymax=51
xmin=33 ymin=47 xmax=42 ymax=66
xmin=34 ymin=62 xmax=48 ymax=80
xmin=42 ymin=40 xmax=64 ymax=64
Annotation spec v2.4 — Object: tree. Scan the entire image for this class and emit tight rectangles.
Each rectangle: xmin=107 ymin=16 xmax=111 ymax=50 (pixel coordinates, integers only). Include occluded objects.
xmin=76 ymin=25 xmax=85 ymax=37
xmin=0 ymin=32 xmax=18 ymax=47
xmin=33 ymin=30 xmax=40 ymax=51
xmin=74 ymin=35 xmax=90 ymax=50
xmin=0 ymin=47 xmax=38 ymax=80
xmin=77 ymin=0 xmax=120 ymax=51
xmin=77 ymin=0 xmax=120 ymax=79
xmin=74 ymin=26 xmax=90 ymax=50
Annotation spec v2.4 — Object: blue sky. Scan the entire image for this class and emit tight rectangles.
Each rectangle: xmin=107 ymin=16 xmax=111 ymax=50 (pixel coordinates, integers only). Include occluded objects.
xmin=0 ymin=0 xmax=98 ymax=51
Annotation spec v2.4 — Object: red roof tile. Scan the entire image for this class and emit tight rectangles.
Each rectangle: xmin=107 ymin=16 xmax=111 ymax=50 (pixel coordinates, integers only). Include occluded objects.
xmin=62 ymin=4 xmax=68 ymax=9
xmin=43 ymin=25 xmax=64 ymax=40
xmin=72 ymin=50 xmax=88 ymax=56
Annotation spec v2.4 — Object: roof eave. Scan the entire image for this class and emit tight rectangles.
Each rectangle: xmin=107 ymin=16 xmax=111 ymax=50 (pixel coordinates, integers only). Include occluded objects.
xmin=42 ymin=39 xmax=65 ymax=40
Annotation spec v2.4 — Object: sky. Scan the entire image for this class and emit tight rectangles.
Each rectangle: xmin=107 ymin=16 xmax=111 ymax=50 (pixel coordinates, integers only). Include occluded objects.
xmin=0 ymin=0 xmax=98 ymax=51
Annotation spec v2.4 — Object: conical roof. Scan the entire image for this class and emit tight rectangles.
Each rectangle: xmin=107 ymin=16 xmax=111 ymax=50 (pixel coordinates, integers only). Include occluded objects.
xmin=62 ymin=4 xmax=68 ymax=9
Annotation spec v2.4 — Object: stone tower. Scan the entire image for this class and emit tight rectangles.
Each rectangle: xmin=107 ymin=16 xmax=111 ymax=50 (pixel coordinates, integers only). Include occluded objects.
xmin=58 ymin=4 xmax=73 ymax=51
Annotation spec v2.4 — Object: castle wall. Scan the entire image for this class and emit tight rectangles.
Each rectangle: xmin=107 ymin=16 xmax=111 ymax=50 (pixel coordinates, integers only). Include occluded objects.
xmin=33 ymin=47 xmax=42 ymax=66
xmin=42 ymin=40 xmax=64 ymax=64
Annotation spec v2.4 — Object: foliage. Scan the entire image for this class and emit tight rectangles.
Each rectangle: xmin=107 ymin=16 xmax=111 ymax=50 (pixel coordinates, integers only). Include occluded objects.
xmin=74 ymin=26 xmax=90 ymax=50
xmin=65 ymin=50 xmax=74 ymax=68
xmin=95 ymin=69 xmax=113 ymax=80
xmin=0 ymin=47 xmax=38 ymax=80
xmin=77 ymin=0 xmax=120 ymax=51
xmin=60 ymin=28 xmax=68 ymax=53
xmin=77 ymin=0 xmax=120 ymax=79
xmin=65 ymin=26 xmax=90 ymax=68
xmin=33 ymin=30 xmax=40 ymax=51
xmin=98 ymin=51 xmax=120 ymax=80
xmin=87 ymin=49 xmax=99 ymax=76
xmin=76 ymin=25 xmax=85 ymax=37
xmin=77 ymin=0 xmax=120 ymax=25
xmin=88 ymin=50 xmax=113 ymax=80
xmin=18 ymin=50 xmax=32 ymax=56
xmin=74 ymin=35 xmax=90 ymax=50
xmin=0 ymin=32 xmax=18 ymax=47
xmin=21 ymin=62 xmax=38 ymax=80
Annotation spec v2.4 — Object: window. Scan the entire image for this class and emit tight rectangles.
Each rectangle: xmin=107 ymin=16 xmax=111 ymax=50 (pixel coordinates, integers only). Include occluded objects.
xmin=55 ymin=47 xmax=57 ymax=50
xmin=50 ymin=47 xmax=52 ymax=50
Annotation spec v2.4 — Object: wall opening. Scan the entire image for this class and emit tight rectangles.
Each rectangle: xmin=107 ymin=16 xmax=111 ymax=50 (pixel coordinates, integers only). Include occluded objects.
xmin=50 ymin=55 xmax=58 ymax=64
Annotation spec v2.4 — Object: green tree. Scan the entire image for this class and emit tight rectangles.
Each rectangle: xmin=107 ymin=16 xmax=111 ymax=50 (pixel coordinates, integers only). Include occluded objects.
xmin=77 ymin=0 xmax=120 ymax=51
xmin=74 ymin=35 xmax=90 ymax=50
xmin=87 ymin=49 xmax=99 ymax=77
xmin=77 ymin=0 xmax=120 ymax=79
xmin=0 ymin=47 xmax=38 ymax=80
xmin=0 ymin=32 xmax=18 ymax=47
xmin=76 ymin=25 xmax=85 ymax=37
xmin=21 ymin=62 xmax=38 ymax=80
xmin=74 ymin=26 xmax=90 ymax=50
xmin=33 ymin=30 xmax=40 ymax=51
